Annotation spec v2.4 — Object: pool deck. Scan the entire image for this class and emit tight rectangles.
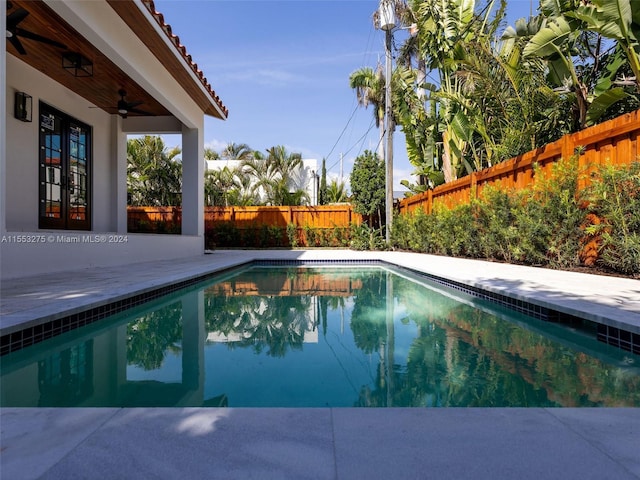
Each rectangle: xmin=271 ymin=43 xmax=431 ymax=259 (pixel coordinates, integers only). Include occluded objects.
xmin=2 ymin=250 xmax=640 ymax=479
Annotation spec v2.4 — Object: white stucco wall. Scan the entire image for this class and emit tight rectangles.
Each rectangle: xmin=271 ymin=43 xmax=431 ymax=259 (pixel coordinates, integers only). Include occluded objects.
xmin=5 ymin=56 xmax=113 ymax=232
xmin=2 ymin=58 xmax=205 ymax=279
xmin=1 ymin=3 xmax=213 ymax=280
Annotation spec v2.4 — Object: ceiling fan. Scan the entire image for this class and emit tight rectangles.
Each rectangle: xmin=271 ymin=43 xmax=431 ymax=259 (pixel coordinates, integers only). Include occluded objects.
xmin=6 ymin=1 xmax=66 ymax=55
xmin=92 ymin=90 xmax=152 ymax=118
xmin=115 ymin=90 xmax=152 ymax=118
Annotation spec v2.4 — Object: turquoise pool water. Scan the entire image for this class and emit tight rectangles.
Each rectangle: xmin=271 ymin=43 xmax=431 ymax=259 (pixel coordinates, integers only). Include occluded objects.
xmin=1 ymin=265 xmax=638 ymax=407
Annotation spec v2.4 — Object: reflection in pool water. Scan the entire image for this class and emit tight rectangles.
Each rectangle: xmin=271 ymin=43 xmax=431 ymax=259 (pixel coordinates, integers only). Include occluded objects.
xmin=2 ymin=266 xmax=639 ymax=407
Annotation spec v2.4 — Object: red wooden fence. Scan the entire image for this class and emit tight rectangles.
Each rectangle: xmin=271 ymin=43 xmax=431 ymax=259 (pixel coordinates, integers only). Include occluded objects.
xmin=128 ymin=205 xmax=362 ymax=232
xmin=399 ymin=109 xmax=640 ymax=215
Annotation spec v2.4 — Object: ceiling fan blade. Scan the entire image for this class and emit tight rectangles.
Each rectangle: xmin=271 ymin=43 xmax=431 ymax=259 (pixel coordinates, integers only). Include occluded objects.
xmin=126 ymin=101 xmax=144 ymax=109
xmin=9 ymin=35 xmax=27 ymax=55
xmin=128 ymin=107 xmax=152 ymax=116
xmin=6 ymin=8 xmax=29 ymax=29
xmin=15 ymin=28 xmax=66 ymax=49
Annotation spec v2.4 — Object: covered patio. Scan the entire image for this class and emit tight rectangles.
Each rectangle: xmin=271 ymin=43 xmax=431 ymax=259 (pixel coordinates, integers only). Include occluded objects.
xmin=1 ymin=0 xmax=227 ymax=279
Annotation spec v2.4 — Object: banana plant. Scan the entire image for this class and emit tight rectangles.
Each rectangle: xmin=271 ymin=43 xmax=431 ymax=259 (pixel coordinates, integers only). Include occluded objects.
xmin=568 ymin=0 xmax=640 ymax=89
xmin=522 ymin=0 xmax=639 ymax=128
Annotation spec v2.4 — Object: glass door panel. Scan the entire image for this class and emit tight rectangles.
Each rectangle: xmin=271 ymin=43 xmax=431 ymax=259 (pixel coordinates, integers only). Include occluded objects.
xmin=68 ymin=123 xmax=89 ymax=229
xmin=40 ymin=111 xmax=64 ymax=228
xmin=39 ymin=105 xmax=91 ymax=230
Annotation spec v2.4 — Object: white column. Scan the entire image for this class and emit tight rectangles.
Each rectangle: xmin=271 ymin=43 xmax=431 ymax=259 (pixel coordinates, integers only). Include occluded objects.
xmin=181 ymin=124 xmax=204 ymax=237
xmin=110 ymin=115 xmax=128 ymax=233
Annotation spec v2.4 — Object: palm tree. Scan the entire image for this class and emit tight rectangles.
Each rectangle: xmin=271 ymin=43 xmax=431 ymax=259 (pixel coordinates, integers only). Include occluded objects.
xmin=325 ymin=179 xmax=349 ymax=203
xmin=204 ymin=166 xmax=243 ymax=207
xmin=349 ymin=66 xmax=386 ymax=159
xmin=127 ymin=136 xmax=182 ymax=206
xmin=221 ymin=142 xmax=254 ymax=161
xmin=264 ymin=146 xmax=307 ymax=206
xmin=204 ymin=147 xmax=220 ymax=161
xmin=240 ymin=146 xmax=308 ymax=206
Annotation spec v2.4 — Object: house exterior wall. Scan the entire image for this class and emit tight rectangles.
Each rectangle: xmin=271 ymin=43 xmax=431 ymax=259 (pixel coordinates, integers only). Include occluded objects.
xmin=1 ymin=2 xmax=213 ymax=280
xmin=5 ymin=56 xmax=113 ymax=232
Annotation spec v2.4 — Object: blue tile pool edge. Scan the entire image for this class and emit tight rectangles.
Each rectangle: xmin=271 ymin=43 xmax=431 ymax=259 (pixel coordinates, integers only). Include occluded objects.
xmin=1 ymin=259 xmax=638 ymax=356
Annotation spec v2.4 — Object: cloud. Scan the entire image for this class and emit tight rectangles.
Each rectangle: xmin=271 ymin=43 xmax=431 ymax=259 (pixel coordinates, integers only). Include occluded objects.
xmin=204 ymin=139 xmax=229 ymax=152
xmin=282 ymin=143 xmax=324 ymax=160
xmin=217 ymin=68 xmax=307 ymax=87
xmin=199 ymin=51 xmax=371 ymax=73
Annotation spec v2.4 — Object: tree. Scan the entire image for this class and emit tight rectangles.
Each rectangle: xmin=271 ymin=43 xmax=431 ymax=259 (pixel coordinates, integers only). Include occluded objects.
xmin=204 ymin=147 xmax=220 ymax=161
xmin=326 ymin=179 xmax=349 ymax=204
xmin=204 ymin=166 xmax=241 ymax=207
xmin=241 ymin=145 xmax=309 ymax=206
xmin=221 ymin=142 xmax=254 ymax=161
xmin=319 ymin=158 xmax=328 ymax=205
xmin=127 ymin=136 xmax=182 ymax=206
xmin=350 ymin=150 xmax=385 ymax=227
xmin=349 ymin=66 xmax=386 ymax=159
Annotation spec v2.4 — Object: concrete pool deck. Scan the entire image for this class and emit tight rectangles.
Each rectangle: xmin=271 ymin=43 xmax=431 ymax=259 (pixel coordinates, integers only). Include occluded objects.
xmin=1 ymin=250 xmax=640 ymax=479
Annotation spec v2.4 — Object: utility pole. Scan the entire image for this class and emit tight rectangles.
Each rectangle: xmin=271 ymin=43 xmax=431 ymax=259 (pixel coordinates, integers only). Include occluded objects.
xmin=379 ymin=0 xmax=395 ymax=244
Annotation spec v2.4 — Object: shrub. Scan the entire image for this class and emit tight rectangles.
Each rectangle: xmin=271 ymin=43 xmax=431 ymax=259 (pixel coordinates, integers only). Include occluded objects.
xmin=512 ymin=158 xmax=585 ymax=268
xmin=585 ymin=161 xmax=640 ymax=276
xmin=475 ymin=186 xmax=520 ymax=262
xmin=350 ymin=223 xmax=385 ymax=251
xmin=287 ymin=223 xmax=298 ymax=247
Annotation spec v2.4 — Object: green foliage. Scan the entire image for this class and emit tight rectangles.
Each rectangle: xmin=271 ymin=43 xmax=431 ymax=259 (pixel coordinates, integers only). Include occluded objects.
xmin=391 ymin=157 xmax=604 ymax=271
xmin=382 ymin=0 xmax=640 ymax=187
xmin=474 ymin=187 xmax=521 ymax=262
xmin=205 ymin=221 xmax=352 ymax=249
xmin=516 ymin=159 xmax=585 ymax=268
xmin=585 ymin=161 xmax=640 ymax=275
xmin=350 ymin=150 xmax=385 ymax=224
xmin=319 ymin=158 xmax=327 ymax=205
xmin=326 ymin=179 xmax=349 ymax=203
xmin=303 ymin=225 xmax=317 ymax=247
xmin=287 ymin=223 xmax=298 ymax=248
xmin=127 ymin=136 xmax=182 ymax=206
xmin=349 ymin=223 xmax=386 ymax=251
xmin=127 ymin=302 xmax=183 ymax=370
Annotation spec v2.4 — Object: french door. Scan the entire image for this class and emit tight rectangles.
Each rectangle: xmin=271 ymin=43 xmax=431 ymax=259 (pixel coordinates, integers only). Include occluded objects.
xmin=39 ymin=104 xmax=91 ymax=230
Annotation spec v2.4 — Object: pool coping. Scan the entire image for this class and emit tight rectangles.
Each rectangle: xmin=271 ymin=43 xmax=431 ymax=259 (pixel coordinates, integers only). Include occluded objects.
xmin=1 ymin=249 xmax=639 ymax=355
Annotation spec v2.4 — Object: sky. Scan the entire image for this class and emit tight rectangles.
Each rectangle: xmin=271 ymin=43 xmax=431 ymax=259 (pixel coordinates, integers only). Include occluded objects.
xmin=154 ymin=0 xmax=537 ymax=192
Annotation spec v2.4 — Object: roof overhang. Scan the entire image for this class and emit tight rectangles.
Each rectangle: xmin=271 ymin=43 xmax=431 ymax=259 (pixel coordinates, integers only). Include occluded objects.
xmin=5 ymin=0 xmax=227 ymax=122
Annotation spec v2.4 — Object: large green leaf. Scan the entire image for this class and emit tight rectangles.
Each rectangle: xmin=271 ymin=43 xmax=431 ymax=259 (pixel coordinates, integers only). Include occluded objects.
xmin=594 ymin=49 xmax=627 ymax=95
xmin=632 ymin=0 xmax=640 ymax=25
xmin=593 ymin=0 xmax=633 ymax=32
xmin=450 ymin=110 xmax=473 ymax=143
xmin=523 ymin=17 xmax=573 ymax=58
xmin=571 ymin=4 xmax=624 ymax=40
xmin=547 ymin=56 xmax=572 ymax=86
xmin=586 ymin=88 xmax=630 ymax=125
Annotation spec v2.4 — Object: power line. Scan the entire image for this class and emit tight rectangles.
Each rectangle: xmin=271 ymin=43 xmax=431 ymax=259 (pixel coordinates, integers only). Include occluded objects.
xmin=323 ymin=104 xmax=360 ymax=162
xmin=327 ymin=118 xmax=376 ymax=173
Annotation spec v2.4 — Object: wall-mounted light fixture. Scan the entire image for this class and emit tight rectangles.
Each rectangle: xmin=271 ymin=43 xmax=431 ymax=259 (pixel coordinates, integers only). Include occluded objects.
xmin=14 ymin=91 xmax=32 ymax=122
xmin=62 ymin=52 xmax=93 ymax=77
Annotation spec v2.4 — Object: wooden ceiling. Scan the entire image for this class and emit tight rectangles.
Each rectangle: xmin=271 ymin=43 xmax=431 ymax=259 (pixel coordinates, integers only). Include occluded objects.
xmin=6 ymin=0 xmax=173 ymax=118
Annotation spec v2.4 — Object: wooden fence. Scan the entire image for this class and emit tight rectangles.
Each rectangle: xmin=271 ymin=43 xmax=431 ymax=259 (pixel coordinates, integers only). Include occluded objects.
xmin=399 ymin=109 xmax=640 ymax=215
xmin=128 ymin=204 xmax=362 ymax=247
xmin=203 ymin=205 xmax=361 ymax=228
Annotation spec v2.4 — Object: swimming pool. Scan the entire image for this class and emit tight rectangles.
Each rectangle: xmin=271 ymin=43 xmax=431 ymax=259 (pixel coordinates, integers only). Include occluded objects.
xmin=1 ymin=265 xmax=638 ymax=407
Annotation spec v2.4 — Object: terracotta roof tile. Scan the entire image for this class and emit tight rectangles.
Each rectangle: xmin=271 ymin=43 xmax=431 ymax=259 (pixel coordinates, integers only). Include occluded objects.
xmin=142 ymin=0 xmax=228 ymax=118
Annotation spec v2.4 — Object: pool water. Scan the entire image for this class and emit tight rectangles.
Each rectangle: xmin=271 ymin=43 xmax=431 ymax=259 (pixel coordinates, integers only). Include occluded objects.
xmin=1 ymin=265 xmax=638 ymax=407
